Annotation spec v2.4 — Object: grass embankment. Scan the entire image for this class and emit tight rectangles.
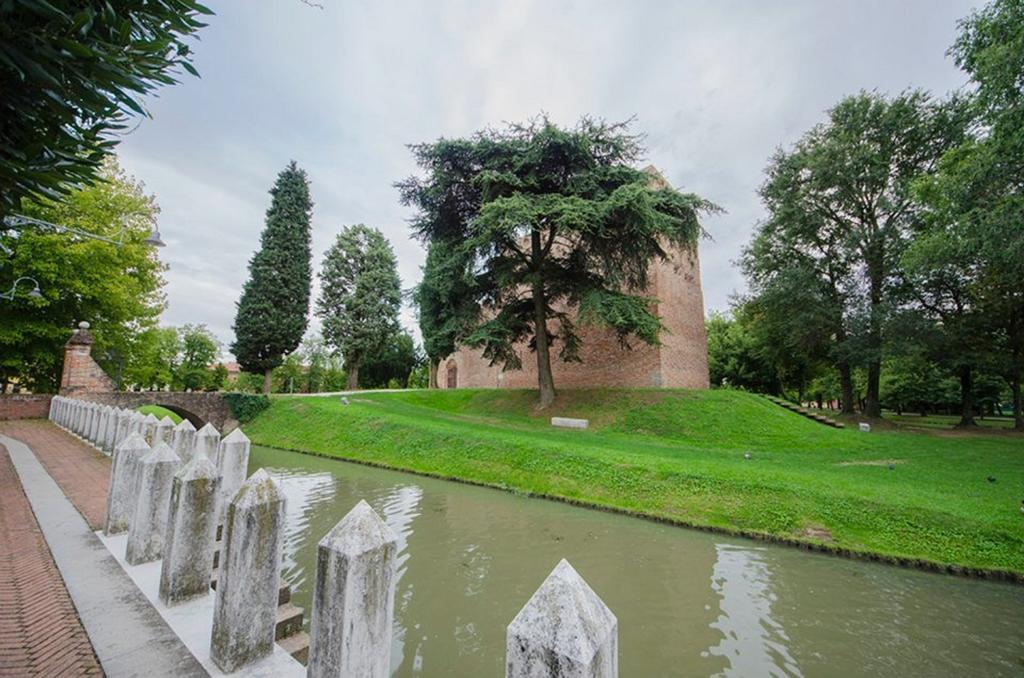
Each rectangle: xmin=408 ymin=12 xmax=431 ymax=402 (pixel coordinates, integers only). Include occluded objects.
xmin=136 ymin=405 xmax=182 ymax=423
xmin=243 ymin=389 xmax=1024 ymax=578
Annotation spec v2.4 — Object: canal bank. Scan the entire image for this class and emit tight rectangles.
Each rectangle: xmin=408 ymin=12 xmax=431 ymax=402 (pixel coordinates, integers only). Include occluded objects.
xmin=249 ymin=444 xmax=1024 ymax=677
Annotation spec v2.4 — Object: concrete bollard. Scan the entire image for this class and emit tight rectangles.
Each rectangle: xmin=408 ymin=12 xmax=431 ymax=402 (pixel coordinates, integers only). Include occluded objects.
xmin=129 ymin=411 xmax=147 ymax=438
xmin=104 ymin=433 xmax=152 ymax=536
xmin=113 ymin=408 xmax=132 ymax=450
xmin=193 ymin=422 xmax=220 ymax=466
xmin=125 ymin=441 xmax=181 ymax=565
xmin=100 ymin=406 xmax=118 ymax=453
xmin=159 ymin=455 xmax=221 ymax=606
xmin=217 ymin=428 xmax=251 ymax=521
xmin=91 ymin=405 xmax=106 ymax=445
xmin=142 ymin=412 xmax=160 ymax=445
xmin=155 ymin=415 xmax=176 ymax=446
xmin=506 ymin=559 xmax=618 ymax=678
xmin=307 ymin=500 xmax=398 ymax=678
xmin=172 ymin=419 xmax=197 ymax=462
xmin=210 ymin=468 xmax=286 ymax=673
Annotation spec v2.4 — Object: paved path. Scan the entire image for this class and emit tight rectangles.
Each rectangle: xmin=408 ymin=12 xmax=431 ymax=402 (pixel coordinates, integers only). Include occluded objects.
xmin=1 ymin=420 xmax=111 ymax=529
xmin=0 ymin=423 xmax=206 ymax=677
xmin=0 ymin=442 xmax=102 ymax=677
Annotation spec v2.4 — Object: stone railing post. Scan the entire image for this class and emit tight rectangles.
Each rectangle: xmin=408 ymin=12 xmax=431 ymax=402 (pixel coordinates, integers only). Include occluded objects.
xmin=104 ymin=433 xmax=152 ymax=535
xmin=506 ymin=559 xmax=618 ymax=678
xmin=159 ymin=455 xmax=221 ymax=606
xmin=307 ymin=500 xmax=398 ymax=678
xmin=172 ymin=419 xmax=197 ymax=462
xmin=210 ymin=469 xmax=286 ymax=673
xmin=193 ymin=422 xmax=221 ymax=465
xmin=129 ymin=411 xmax=146 ymax=438
xmin=155 ymin=415 xmax=175 ymax=446
xmin=142 ymin=412 xmax=160 ymax=445
xmin=90 ymin=404 xmax=104 ymax=445
xmin=125 ymin=441 xmax=181 ymax=565
xmin=100 ymin=406 xmax=117 ymax=453
xmin=217 ymin=428 xmax=251 ymax=520
xmin=113 ymin=408 xmax=132 ymax=450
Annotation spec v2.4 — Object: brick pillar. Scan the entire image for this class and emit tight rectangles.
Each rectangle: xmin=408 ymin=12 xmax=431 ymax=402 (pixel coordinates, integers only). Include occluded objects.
xmin=59 ymin=322 xmax=116 ymax=395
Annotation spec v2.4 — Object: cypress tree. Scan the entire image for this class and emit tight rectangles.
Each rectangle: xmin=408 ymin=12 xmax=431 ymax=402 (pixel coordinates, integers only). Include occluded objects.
xmin=231 ymin=161 xmax=312 ymax=393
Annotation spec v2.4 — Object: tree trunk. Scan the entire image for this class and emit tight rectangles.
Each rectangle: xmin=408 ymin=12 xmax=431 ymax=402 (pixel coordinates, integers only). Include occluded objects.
xmin=262 ymin=368 xmax=272 ymax=395
xmin=838 ymin=363 xmax=855 ymax=414
xmin=957 ymin=365 xmax=977 ymax=428
xmin=1012 ymin=372 xmax=1023 ymax=431
xmin=531 ymin=230 xmax=555 ymax=409
xmin=346 ymin=362 xmax=359 ymax=390
xmin=428 ymin=358 xmax=439 ymax=389
xmin=865 ymin=360 xmax=882 ymax=418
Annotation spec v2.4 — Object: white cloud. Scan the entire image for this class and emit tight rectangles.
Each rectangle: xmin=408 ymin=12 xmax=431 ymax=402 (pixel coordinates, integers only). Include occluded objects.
xmin=115 ymin=0 xmax=979 ymax=355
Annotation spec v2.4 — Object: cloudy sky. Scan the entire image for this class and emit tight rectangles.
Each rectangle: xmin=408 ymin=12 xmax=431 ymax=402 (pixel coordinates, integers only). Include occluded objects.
xmin=116 ymin=0 xmax=981 ymax=356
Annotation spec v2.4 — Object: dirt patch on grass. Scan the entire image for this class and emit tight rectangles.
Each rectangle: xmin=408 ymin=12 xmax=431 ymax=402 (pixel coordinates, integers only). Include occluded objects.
xmin=797 ymin=525 xmax=834 ymax=542
xmin=837 ymin=459 xmax=906 ymax=467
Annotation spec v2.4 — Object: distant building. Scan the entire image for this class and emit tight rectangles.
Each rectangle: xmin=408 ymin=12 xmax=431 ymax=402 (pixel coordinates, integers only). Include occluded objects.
xmin=440 ymin=168 xmax=710 ymax=391
xmin=221 ymin=362 xmax=241 ymax=382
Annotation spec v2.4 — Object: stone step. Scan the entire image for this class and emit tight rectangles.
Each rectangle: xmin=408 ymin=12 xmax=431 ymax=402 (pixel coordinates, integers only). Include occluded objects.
xmin=275 ymin=603 xmax=304 ymax=641
xmin=277 ymin=630 xmax=310 ymax=665
xmin=209 ymin=568 xmax=291 ymax=605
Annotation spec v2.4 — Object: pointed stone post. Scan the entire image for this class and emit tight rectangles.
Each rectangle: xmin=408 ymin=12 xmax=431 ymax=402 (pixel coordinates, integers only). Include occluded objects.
xmin=129 ymin=411 xmax=146 ymax=438
xmin=193 ymin=422 xmax=220 ymax=466
xmin=506 ymin=559 xmax=618 ymax=678
xmin=210 ymin=469 xmax=286 ymax=673
xmin=113 ymin=408 xmax=132 ymax=450
xmin=307 ymin=500 xmax=398 ymax=678
xmin=142 ymin=412 xmax=160 ymax=445
xmin=159 ymin=455 xmax=221 ymax=606
xmin=104 ymin=433 xmax=152 ymax=535
xmin=217 ymin=428 xmax=251 ymax=521
xmin=125 ymin=442 xmax=181 ymax=565
xmin=100 ymin=406 xmax=117 ymax=452
xmin=172 ymin=419 xmax=197 ymax=462
xmin=155 ymin=415 xmax=176 ymax=446
xmin=90 ymin=405 xmax=104 ymax=445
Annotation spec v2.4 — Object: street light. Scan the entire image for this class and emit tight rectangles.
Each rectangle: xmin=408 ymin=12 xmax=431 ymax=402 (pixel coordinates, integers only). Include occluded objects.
xmin=144 ymin=225 xmax=166 ymax=247
xmin=0 ymin=276 xmax=42 ymax=301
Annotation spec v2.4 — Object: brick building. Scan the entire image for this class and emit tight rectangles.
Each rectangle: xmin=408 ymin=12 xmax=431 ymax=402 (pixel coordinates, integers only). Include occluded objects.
xmin=440 ymin=168 xmax=710 ymax=391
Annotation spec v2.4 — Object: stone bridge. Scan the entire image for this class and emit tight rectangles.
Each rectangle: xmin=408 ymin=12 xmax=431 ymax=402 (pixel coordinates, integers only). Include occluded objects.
xmin=59 ymin=322 xmax=239 ymax=431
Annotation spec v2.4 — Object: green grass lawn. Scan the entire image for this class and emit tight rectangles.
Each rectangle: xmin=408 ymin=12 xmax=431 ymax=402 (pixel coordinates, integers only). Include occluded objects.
xmin=136 ymin=404 xmax=182 ymax=424
xmin=242 ymin=388 xmax=1024 ymax=577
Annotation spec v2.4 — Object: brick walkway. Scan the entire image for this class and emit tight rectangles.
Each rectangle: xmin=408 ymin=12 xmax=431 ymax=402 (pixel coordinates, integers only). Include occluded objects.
xmin=0 ymin=441 xmax=103 ymax=677
xmin=0 ymin=420 xmax=111 ymax=530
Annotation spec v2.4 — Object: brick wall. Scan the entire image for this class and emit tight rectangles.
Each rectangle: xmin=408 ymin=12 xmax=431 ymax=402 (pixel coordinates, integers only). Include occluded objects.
xmin=59 ymin=332 xmax=116 ymax=396
xmin=0 ymin=394 xmax=53 ymax=420
xmin=443 ymin=239 xmax=710 ymax=391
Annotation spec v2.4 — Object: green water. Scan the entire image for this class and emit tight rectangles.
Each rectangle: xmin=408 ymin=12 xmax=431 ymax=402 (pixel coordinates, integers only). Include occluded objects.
xmin=249 ymin=445 xmax=1024 ymax=677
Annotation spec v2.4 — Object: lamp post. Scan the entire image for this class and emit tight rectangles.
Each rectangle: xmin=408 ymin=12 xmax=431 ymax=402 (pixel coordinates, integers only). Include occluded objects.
xmin=0 ymin=276 xmax=43 ymax=301
xmin=0 ymin=213 xmax=166 ymax=302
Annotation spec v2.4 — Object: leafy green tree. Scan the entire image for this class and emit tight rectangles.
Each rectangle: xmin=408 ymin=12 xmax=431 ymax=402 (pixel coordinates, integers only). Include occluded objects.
xmin=123 ymin=326 xmax=181 ymax=391
xmin=414 ymin=239 xmax=477 ymax=387
xmin=209 ymin=363 xmax=228 ymax=392
xmin=299 ymin=334 xmax=330 ymax=393
xmin=748 ymin=92 xmax=967 ymax=418
xmin=272 ymin=351 xmax=305 ymax=393
xmin=0 ymin=157 xmax=165 ymax=392
xmin=914 ymin=0 xmax=1024 ymax=428
xmin=231 ymin=162 xmax=313 ymax=394
xmin=359 ymin=332 xmax=421 ymax=388
xmin=174 ymin=323 xmax=219 ymax=391
xmin=399 ymin=117 xmax=718 ymax=407
xmin=0 ymin=1 xmax=211 ymax=216
xmin=316 ymin=225 xmax=401 ymax=390
xmin=705 ymin=311 xmax=780 ymax=394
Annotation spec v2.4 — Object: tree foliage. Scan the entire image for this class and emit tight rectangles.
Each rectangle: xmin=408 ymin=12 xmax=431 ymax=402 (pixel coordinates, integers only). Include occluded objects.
xmin=745 ymin=91 xmax=968 ymax=416
xmin=231 ymin=161 xmax=313 ymax=393
xmin=399 ymin=116 xmax=719 ymax=407
xmin=0 ymin=157 xmax=165 ymax=392
xmin=359 ymin=332 xmax=421 ymax=389
xmin=414 ymin=238 xmax=477 ymax=386
xmin=0 ymin=0 xmax=211 ymax=216
xmin=315 ymin=224 xmax=401 ymax=390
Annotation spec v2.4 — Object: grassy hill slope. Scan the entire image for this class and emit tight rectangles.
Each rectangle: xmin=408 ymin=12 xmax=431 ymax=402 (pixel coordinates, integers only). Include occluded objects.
xmin=243 ymin=388 xmax=1024 ymax=577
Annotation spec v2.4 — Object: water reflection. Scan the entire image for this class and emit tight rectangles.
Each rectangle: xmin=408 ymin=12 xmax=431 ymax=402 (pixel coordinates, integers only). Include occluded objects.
xmin=250 ymin=447 xmax=1024 ymax=678
xmin=706 ymin=544 xmax=801 ymax=677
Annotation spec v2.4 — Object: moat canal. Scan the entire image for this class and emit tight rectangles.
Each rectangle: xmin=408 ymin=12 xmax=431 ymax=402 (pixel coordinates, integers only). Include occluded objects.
xmin=248 ymin=445 xmax=1024 ymax=677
